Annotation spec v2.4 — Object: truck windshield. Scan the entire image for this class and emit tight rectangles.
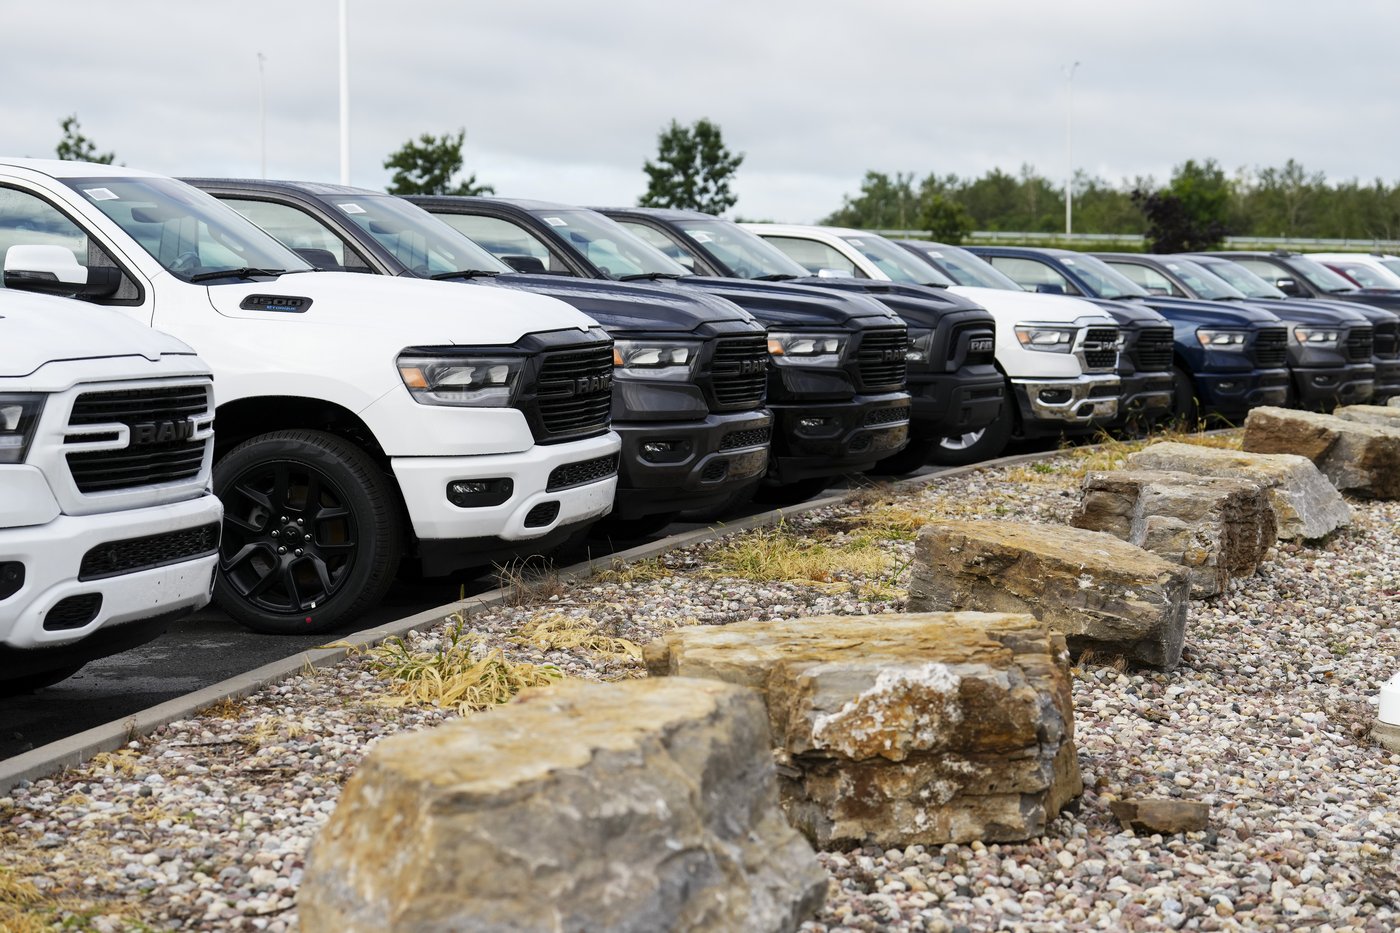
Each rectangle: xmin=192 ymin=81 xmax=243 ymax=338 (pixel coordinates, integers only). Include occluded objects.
xmin=328 ymin=195 xmax=509 ymax=277
xmin=677 ymin=219 xmax=810 ymax=279
xmin=1161 ymin=259 xmax=1246 ymax=300
xmin=1193 ymin=259 xmax=1285 ymax=298
xmin=841 ymin=235 xmax=954 ymax=286
xmin=1289 ymin=256 xmax=1358 ymax=293
xmin=533 ymin=209 xmax=692 ymax=280
xmin=1059 ymin=253 xmax=1146 ymax=299
xmin=918 ymin=244 xmax=1023 ymax=290
xmin=64 ymin=176 xmax=308 ymax=282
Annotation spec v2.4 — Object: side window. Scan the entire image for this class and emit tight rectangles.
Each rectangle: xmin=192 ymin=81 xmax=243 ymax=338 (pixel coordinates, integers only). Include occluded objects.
xmin=762 ymin=236 xmax=862 ymax=276
xmin=1109 ymin=262 xmax=1181 ymax=296
xmin=614 ymin=221 xmax=695 ymax=270
xmin=433 ymin=214 xmax=571 ymax=274
xmin=222 ymin=198 xmax=371 ymax=272
xmin=1233 ymin=259 xmax=1286 ymax=285
xmin=987 ymin=256 xmax=1079 ymax=295
xmin=0 ymin=187 xmax=140 ymax=303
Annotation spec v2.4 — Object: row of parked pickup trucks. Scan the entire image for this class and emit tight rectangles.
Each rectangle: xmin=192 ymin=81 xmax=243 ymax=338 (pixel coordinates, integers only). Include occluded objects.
xmin=4 ymin=156 xmax=1397 ymax=690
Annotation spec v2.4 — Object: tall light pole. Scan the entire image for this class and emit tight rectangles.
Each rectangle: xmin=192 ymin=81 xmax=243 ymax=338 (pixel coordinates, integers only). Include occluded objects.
xmin=339 ymin=0 xmax=350 ymax=185
xmin=257 ymin=52 xmax=267 ymax=179
xmin=1065 ymin=61 xmax=1080 ymax=237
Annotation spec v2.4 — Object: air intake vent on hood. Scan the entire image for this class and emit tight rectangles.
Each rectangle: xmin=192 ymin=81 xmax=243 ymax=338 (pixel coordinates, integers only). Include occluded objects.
xmin=239 ymin=295 xmax=311 ymax=313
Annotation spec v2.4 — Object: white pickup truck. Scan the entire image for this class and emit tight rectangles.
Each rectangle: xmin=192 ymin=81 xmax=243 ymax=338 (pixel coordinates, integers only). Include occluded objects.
xmin=0 ymin=290 xmax=223 ymax=691
xmin=0 ymin=159 xmax=620 ymax=634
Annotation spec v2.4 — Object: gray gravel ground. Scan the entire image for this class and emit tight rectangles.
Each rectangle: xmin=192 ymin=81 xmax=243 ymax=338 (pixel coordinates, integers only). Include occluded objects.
xmin=1 ymin=450 xmax=1397 ymax=931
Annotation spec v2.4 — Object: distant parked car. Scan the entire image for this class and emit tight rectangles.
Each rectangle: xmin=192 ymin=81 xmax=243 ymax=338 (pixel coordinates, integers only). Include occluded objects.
xmin=1307 ymin=252 xmax=1400 ymax=291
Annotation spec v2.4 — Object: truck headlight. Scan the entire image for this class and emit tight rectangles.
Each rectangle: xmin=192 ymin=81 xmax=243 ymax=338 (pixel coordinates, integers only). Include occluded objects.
xmin=905 ymin=328 xmax=936 ymax=363
xmin=1196 ymin=329 xmax=1249 ymax=350
xmin=767 ymin=331 xmax=847 ymax=367
xmin=613 ymin=339 xmax=702 ymax=381
xmin=0 ymin=394 xmax=44 ymax=464
xmin=396 ymin=353 xmax=524 ymax=407
xmin=1293 ymin=326 xmax=1340 ymax=346
xmin=1014 ymin=325 xmax=1075 ymax=353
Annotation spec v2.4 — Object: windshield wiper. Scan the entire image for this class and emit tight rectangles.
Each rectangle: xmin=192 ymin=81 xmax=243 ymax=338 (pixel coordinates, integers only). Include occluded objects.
xmin=755 ymin=273 xmax=797 ymax=281
xmin=921 ymin=281 xmax=950 ymax=288
xmin=618 ymin=272 xmax=683 ymax=282
xmin=431 ymin=269 xmax=501 ymax=280
xmin=187 ymin=267 xmax=286 ymax=283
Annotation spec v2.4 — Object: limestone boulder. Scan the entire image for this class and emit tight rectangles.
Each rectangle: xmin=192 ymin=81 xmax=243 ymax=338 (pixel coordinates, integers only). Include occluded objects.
xmin=1071 ymin=470 xmax=1277 ymax=597
xmin=1333 ymin=403 xmax=1400 ymax=429
xmin=645 ymin=612 xmax=1081 ymax=848
xmin=1110 ymin=798 xmax=1209 ymax=835
xmin=1242 ymin=406 xmax=1400 ymax=499
xmin=1124 ymin=441 xmax=1350 ymax=539
xmin=298 ymin=678 xmax=826 ymax=933
xmin=1390 ymin=396 xmax=1400 ymax=409
xmin=906 ymin=521 xmax=1190 ymax=669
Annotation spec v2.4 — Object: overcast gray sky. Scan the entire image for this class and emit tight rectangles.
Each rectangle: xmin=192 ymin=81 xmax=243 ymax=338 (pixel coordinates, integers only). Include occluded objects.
xmin=6 ymin=1 xmax=1398 ymax=221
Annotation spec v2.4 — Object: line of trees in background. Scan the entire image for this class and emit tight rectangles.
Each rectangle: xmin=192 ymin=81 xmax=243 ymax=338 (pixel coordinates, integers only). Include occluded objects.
xmin=823 ymin=160 xmax=1400 ymax=247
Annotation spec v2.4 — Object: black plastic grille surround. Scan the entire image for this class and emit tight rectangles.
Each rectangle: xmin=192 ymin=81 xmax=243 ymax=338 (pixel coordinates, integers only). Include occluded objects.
xmin=1131 ymin=326 xmax=1175 ymax=371
xmin=43 ymin=594 xmax=103 ymax=631
xmin=1373 ymin=321 xmax=1398 ymax=359
xmin=1345 ymin=326 xmax=1374 ymax=362
xmin=78 ymin=523 xmax=221 ymax=581
xmin=1081 ymin=327 xmax=1120 ymax=370
xmin=718 ymin=426 xmax=772 ymax=451
xmin=546 ymin=453 xmax=619 ymax=492
xmin=865 ymin=405 xmax=911 ymax=427
xmin=708 ymin=336 xmax=768 ymax=411
xmin=523 ymin=502 xmax=561 ymax=528
xmin=1253 ymin=328 xmax=1288 ymax=367
xmin=700 ymin=460 xmax=728 ymax=482
xmin=854 ymin=328 xmax=909 ymax=392
xmin=532 ymin=345 xmax=614 ymax=442
xmin=65 ymin=385 xmax=210 ymax=494
xmin=953 ymin=323 xmax=997 ymax=366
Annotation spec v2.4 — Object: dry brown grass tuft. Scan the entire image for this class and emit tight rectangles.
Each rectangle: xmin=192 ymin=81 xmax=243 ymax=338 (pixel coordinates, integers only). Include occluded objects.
xmin=495 ymin=556 xmax=569 ymax=606
xmin=592 ymin=556 xmax=670 ymax=585
xmin=511 ymin=614 xmax=642 ymax=660
xmin=198 ymin=697 xmax=249 ymax=720
xmin=702 ymin=522 xmax=892 ymax=587
xmin=1007 ymin=428 xmax=1243 ymax=486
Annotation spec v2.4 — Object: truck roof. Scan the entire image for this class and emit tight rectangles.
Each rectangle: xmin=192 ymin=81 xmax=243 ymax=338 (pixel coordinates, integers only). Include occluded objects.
xmin=0 ymin=158 xmax=164 ymax=179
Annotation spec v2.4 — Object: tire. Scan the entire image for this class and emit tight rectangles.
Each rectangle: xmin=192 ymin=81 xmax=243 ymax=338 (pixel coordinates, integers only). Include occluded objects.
xmin=754 ymin=475 xmax=837 ymax=506
xmin=929 ymin=412 xmax=1012 ymax=466
xmin=0 ymin=664 xmax=85 ymax=696
xmin=213 ymin=430 xmax=402 ymax=635
xmin=865 ymin=437 xmax=939 ymax=477
xmin=1171 ymin=366 xmax=1200 ymax=429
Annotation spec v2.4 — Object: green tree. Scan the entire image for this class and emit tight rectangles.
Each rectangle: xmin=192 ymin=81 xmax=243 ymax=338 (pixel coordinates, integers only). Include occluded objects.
xmin=1245 ymin=159 xmax=1327 ymax=237
xmin=821 ymin=171 xmax=919 ymax=229
xmin=1133 ymin=159 xmax=1233 ymax=252
xmin=56 ymin=114 xmax=115 ymax=164
xmin=383 ymin=129 xmax=493 ymax=196
xmin=919 ymin=191 xmax=974 ymax=244
xmin=640 ymin=118 xmax=744 ymax=215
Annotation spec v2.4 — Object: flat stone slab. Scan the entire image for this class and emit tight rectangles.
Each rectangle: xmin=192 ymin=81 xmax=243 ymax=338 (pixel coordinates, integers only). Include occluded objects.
xmin=1243 ymin=406 xmax=1400 ymax=499
xmin=1333 ymin=403 xmax=1400 ymax=429
xmin=299 ymin=678 xmax=826 ymax=933
xmin=906 ymin=521 xmax=1190 ymax=669
xmin=645 ymin=612 xmax=1082 ymax=848
xmin=1390 ymin=396 xmax=1400 ymax=409
xmin=1125 ymin=442 xmax=1350 ymax=540
xmin=1071 ymin=469 xmax=1277 ymax=597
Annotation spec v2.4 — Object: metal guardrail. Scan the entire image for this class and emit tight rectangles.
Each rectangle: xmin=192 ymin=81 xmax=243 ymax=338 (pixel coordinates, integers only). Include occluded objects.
xmin=875 ymin=230 xmax=1400 ymax=253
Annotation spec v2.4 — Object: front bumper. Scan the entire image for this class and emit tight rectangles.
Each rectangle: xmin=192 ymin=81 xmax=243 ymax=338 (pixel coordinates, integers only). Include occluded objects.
xmin=907 ymin=366 xmax=1005 ymax=440
xmin=394 ymin=432 xmax=621 ymax=575
xmin=611 ymin=410 xmax=773 ymax=519
xmin=770 ymin=392 xmax=912 ymax=483
xmin=0 ymin=494 xmax=223 ymax=657
xmin=1010 ymin=374 xmax=1120 ymax=430
xmin=1110 ymin=370 xmax=1174 ymax=427
xmin=1196 ymin=367 xmax=1290 ymax=420
xmin=1292 ymin=363 xmax=1375 ymax=410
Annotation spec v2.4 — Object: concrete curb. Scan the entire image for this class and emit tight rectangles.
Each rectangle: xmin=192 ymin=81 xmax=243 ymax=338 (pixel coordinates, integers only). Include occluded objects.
xmin=0 ymin=442 xmax=1153 ymax=792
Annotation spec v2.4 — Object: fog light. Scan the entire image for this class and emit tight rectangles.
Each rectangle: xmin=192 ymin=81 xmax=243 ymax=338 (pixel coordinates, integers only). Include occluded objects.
xmin=446 ymin=478 xmax=513 ymax=508
xmin=639 ymin=439 xmax=691 ymax=463
xmin=0 ymin=561 xmax=23 ymax=601
xmin=1217 ymin=381 xmax=1238 ymax=391
xmin=799 ymin=417 xmax=830 ymax=429
xmin=1038 ymin=388 xmax=1073 ymax=404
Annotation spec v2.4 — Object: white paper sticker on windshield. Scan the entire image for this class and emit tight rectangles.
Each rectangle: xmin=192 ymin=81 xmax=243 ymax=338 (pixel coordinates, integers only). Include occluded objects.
xmin=692 ymin=232 xmax=713 ymax=243
xmin=83 ymin=187 xmax=118 ymax=201
xmin=926 ymin=250 xmax=943 ymax=258
xmin=338 ymin=203 xmax=366 ymax=214
xmin=544 ymin=216 xmax=568 ymax=227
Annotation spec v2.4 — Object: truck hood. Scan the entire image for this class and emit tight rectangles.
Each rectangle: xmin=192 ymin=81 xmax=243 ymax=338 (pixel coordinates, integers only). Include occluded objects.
xmin=670 ymin=276 xmax=902 ymax=329
xmin=0 ymin=294 xmax=195 ymax=378
xmin=783 ymin=277 xmax=990 ymax=328
xmin=1072 ymin=296 xmax=1172 ymax=328
xmin=487 ymin=273 xmax=756 ymax=334
xmin=202 ymin=271 xmax=599 ymax=344
xmin=1125 ymin=295 xmax=1283 ymax=327
xmin=947 ymin=285 xmax=1115 ymax=325
xmin=1220 ymin=299 xmax=1368 ymax=326
xmin=1302 ymin=290 xmax=1400 ymax=316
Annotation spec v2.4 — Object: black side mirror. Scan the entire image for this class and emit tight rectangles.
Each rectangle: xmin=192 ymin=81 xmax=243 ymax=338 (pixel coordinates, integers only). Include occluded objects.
xmin=502 ymin=255 xmax=547 ymax=274
xmin=294 ymin=247 xmax=342 ymax=271
xmin=1275 ymin=276 xmax=1303 ymax=296
xmin=1034 ymin=282 xmax=1066 ymax=295
xmin=4 ymin=245 xmax=120 ymax=298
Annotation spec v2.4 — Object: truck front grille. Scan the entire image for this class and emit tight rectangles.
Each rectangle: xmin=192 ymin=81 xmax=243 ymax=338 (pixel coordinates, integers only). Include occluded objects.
xmin=1373 ymin=321 xmax=1398 ymax=359
xmin=952 ymin=323 xmax=997 ymax=366
xmin=865 ymin=404 xmax=911 ymax=427
xmin=718 ymin=426 xmax=771 ymax=451
xmin=532 ymin=344 xmax=614 ymax=443
xmin=709 ymin=336 xmax=768 ymax=410
xmin=855 ymin=328 xmax=909 ymax=392
xmin=78 ymin=523 xmax=221 ymax=581
xmin=65 ymin=385 xmax=211 ymax=493
xmin=1131 ymin=326 xmax=1175 ymax=371
xmin=546 ymin=453 xmax=618 ymax=492
xmin=1081 ymin=327 xmax=1120 ymax=370
xmin=1252 ymin=328 xmax=1288 ymax=367
xmin=1345 ymin=326 xmax=1374 ymax=362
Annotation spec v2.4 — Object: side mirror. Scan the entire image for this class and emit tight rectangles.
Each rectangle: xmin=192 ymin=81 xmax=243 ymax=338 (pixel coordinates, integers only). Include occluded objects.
xmin=502 ymin=254 xmax=547 ymax=274
xmin=293 ymin=247 xmax=341 ymax=271
xmin=1034 ymin=282 xmax=1066 ymax=295
xmin=1275 ymin=276 xmax=1303 ymax=296
xmin=4 ymin=245 xmax=120 ymax=298
xmin=816 ymin=268 xmax=853 ymax=279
